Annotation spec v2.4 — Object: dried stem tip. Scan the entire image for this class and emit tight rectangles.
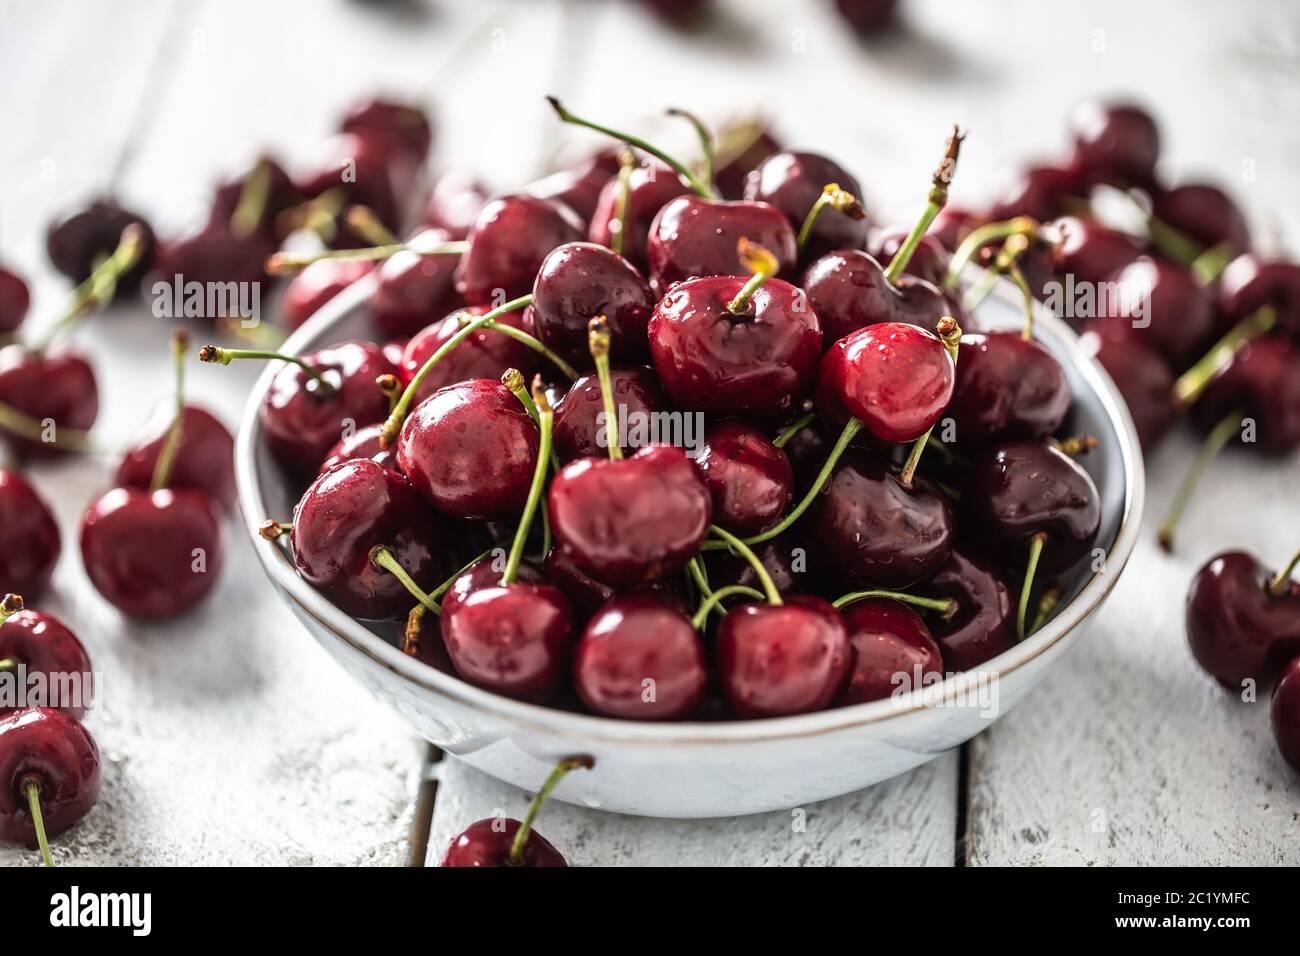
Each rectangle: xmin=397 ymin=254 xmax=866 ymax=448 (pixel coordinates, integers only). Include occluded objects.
xmin=259 ymin=519 xmax=289 ymax=541
xmin=0 ymin=594 xmax=24 ymax=615
xmin=587 ymin=315 xmax=612 ymax=361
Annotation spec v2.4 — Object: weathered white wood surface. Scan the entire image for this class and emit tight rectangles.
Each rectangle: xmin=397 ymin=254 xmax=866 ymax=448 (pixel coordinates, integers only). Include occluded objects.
xmin=2 ymin=0 xmax=1297 ymax=866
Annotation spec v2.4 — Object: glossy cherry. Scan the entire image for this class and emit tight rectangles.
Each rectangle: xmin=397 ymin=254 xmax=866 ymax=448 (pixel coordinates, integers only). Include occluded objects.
xmin=286 ymin=458 xmax=444 ymax=620
xmin=1272 ymin=657 xmax=1300 ymax=774
xmin=454 ymin=194 xmax=584 ymax=305
xmin=281 ymin=258 xmax=374 ymax=330
xmin=803 ymin=249 xmax=951 ymax=343
xmin=696 ymin=421 xmax=793 ymax=536
xmin=703 ymin=534 xmax=802 ymax=597
xmin=836 ymin=598 xmax=944 ymax=706
xmin=399 ymin=305 xmax=538 ymax=406
xmin=645 ymin=194 xmax=798 ymax=289
xmin=396 ymin=379 xmax=540 ymax=520
xmin=744 ymin=150 xmax=868 ymax=261
xmin=531 ymin=242 xmax=654 ymax=368
xmin=1185 ymin=550 xmax=1300 ymax=689
xmin=717 ymin=595 xmax=850 ymax=718
xmin=552 ymin=365 xmax=670 ymax=462
xmin=868 ymin=226 xmax=948 ymax=287
xmin=0 ymin=708 xmax=101 ymax=857
xmin=920 ymin=551 xmax=1017 ymax=672
xmin=0 ymin=596 xmax=92 ymax=720
xmin=46 ymin=198 xmax=155 ymax=291
xmin=0 ymin=345 xmax=98 ymax=457
xmin=0 ymin=265 xmax=29 ymax=335
xmin=368 ymin=228 xmax=464 ymax=339
xmin=945 ymin=332 xmax=1069 ymax=449
xmin=319 ymin=423 xmax=394 ymax=474
xmin=116 ymin=406 xmax=236 ymax=510
xmin=80 ymin=487 xmax=225 ymax=619
xmin=1069 ymin=100 xmax=1160 ymax=187
xmin=1190 ymin=335 xmax=1300 ymax=456
xmin=0 ymin=470 xmax=61 ymax=601
xmin=1102 ymin=257 xmax=1216 ymax=369
xmin=1152 ymin=183 xmax=1249 ymax=256
xmin=1216 ymin=255 xmax=1300 ymax=339
xmin=588 ymin=161 xmax=690 ymax=271
xmin=1078 ymin=320 xmax=1175 ymax=449
xmin=439 ymin=555 xmax=544 ymax=621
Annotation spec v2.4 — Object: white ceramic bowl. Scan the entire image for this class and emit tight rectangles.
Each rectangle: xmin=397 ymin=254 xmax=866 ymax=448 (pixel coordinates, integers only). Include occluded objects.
xmin=236 ymin=273 xmax=1144 ymax=818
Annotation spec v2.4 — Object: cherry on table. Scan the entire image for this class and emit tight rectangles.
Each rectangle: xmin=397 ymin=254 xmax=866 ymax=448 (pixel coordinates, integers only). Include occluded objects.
xmin=0 ymin=265 xmax=30 ymax=335
xmin=1272 ymin=657 xmax=1300 ymax=775
xmin=1190 ymin=335 xmax=1300 ymax=456
xmin=696 ymin=421 xmax=793 ymax=536
xmin=454 ymin=194 xmax=584 ymax=306
xmin=1078 ymin=320 xmax=1175 ymax=450
xmin=46 ymin=197 xmax=155 ymax=292
xmin=1069 ymin=99 xmax=1160 ymax=188
xmin=0 ymin=596 xmax=92 ymax=720
xmin=0 ymin=345 xmax=99 ymax=458
xmin=151 ymin=217 xmax=278 ymax=302
xmin=116 ymin=405 xmax=236 ymax=510
xmin=0 ymin=470 xmax=61 ymax=601
xmin=1151 ymin=183 xmax=1249 ymax=257
xmin=835 ymin=597 xmax=944 ymax=706
xmin=1102 ymin=257 xmax=1216 ymax=370
xmin=296 ymin=132 xmax=418 ymax=245
xmin=1216 ymin=254 xmax=1300 ymax=339
xmin=209 ymin=155 xmax=301 ymax=240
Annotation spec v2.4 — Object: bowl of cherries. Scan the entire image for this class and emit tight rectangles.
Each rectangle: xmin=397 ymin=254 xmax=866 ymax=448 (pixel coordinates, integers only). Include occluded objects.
xmin=230 ymin=102 xmax=1143 ymax=818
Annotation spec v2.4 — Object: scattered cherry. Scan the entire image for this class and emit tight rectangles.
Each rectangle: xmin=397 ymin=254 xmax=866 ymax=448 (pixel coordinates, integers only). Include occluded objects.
xmin=0 ymin=265 xmax=30 ymax=335
xmin=0 ymin=596 xmax=92 ymax=721
xmin=1069 ymin=99 xmax=1160 ymax=187
xmin=46 ymin=198 xmax=155 ymax=292
xmin=1271 ymin=657 xmax=1300 ymax=775
xmin=0 ymin=470 xmax=61 ymax=601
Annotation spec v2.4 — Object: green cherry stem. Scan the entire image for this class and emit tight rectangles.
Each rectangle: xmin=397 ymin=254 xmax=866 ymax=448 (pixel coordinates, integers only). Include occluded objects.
xmin=503 ymin=369 xmax=561 ymax=471
xmin=943 ymin=215 xmax=1038 ymax=289
xmin=149 ymin=328 xmax=191 ymax=493
xmin=610 ymin=147 xmax=636 ymax=258
xmin=666 ymin=107 xmax=715 ymax=188
xmin=1268 ymin=547 xmax=1300 ymax=598
xmin=1156 ymin=409 xmax=1243 ymax=553
xmin=198 ymin=345 xmax=335 ymax=392
xmin=501 ymin=381 xmax=553 ymax=586
xmin=24 ymin=777 xmax=55 ymax=867
xmin=1031 ymin=583 xmax=1063 ymax=634
xmin=727 ymin=239 xmax=779 ymax=313
xmin=229 ymin=160 xmax=272 ymax=240
xmin=883 ymin=125 xmax=965 ymax=286
xmin=796 ymin=182 xmax=866 ymax=251
xmin=344 ymin=205 xmax=400 ymax=246
xmin=687 ymin=555 xmax=713 ymax=599
xmin=773 ymin=411 xmax=816 ymax=449
xmin=465 ymin=310 xmax=578 ymax=382
xmin=265 ymin=239 xmax=468 ymax=276
xmin=0 ymin=400 xmax=99 ymax=453
xmin=1016 ymin=532 xmax=1047 ymax=641
xmin=588 ymin=315 xmax=623 ymax=460
xmin=989 ymin=234 xmax=1036 ymax=340
xmin=32 ymin=223 xmax=147 ymax=354
xmin=427 ymin=547 xmax=498 ymax=605
xmin=831 ymin=589 xmax=957 ymax=615
xmin=545 ymin=96 xmax=717 ymax=199
xmin=1190 ymin=241 xmax=1236 ymax=287
xmin=381 ymin=294 xmax=534 ymax=447
xmin=370 ymin=545 xmax=440 ymax=614
xmin=899 ymin=316 xmax=962 ymax=490
xmin=1144 ymin=211 xmax=1203 ymax=266
xmin=1171 ymin=306 xmax=1275 ymax=408
xmin=707 ymin=525 xmax=782 ymax=605
xmin=689 ymin=585 xmax=767 ymax=629
xmin=508 ymin=755 xmax=595 ymax=866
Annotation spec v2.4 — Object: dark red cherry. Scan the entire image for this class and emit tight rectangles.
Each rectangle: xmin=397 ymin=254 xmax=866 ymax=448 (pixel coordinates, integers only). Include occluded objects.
xmin=454 ymin=194 xmax=584 ymax=305
xmin=1190 ymin=336 xmax=1300 ymax=456
xmin=573 ymin=592 xmax=707 ymax=719
xmin=289 ymin=459 xmax=443 ymax=621
xmin=422 ymin=172 xmax=489 ymax=240
xmin=1077 ymin=321 xmax=1175 ymax=449
xmin=803 ymin=249 xmax=950 ymax=343
xmin=645 ymin=195 xmax=798 ymax=289
xmin=440 ymin=817 xmax=567 ymax=868
xmin=0 ymin=265 xmax=30 ymax=334
xmin=1102 ymin=257 xmax=1216 ymax=369
xmin=552 ymin=365 xmax=670 ymax=462
xmin=696 ymin=421 xmax=793 ymax=536
xmin=80 ymin=487 xmax=225 ymax=619
xmin=0 ymin=708 xmax=100 ymax=848
xmin=399 ymin=304 xmax=537 ymax=406
xmin=834 ymin=0 xmax=899 ymax=33
xmin=920 ymin=551 xmax=1018 ymax=672
xmin=527 ymin=151 xmax=620 ymax=226
xmin=588 ymin=161 xmax=691 ymax=270
xmin=339 ymin=98 xmax=432 ymax=162
xmin=744 ymin=151 xmax=868 ymax=261
xmin=648 ymin=275 xmax=822 ymax=418
xmin=945 ymin=332 xmax=1069 ymax=450
xmin=715 ymin=125 xmax=782 ymax=200
xmin=1069 ymin=100 xmax=1160 ymax=187
xmin=543 ymin=546 xmax=616 ymax=621
xmin=281 ymin=258 xmax=374 ymax=331
xmin=549 ymin=445 xmax=711 ymax=589
xmin=0 ymin=471 xmax=60 ymax=601
xmin=369 ymin=228 xmax=463 ymax=339
xmin=151 ymin=218 xmax=277 ymax=300
xmin=837 ymin=598 xmax=943 ymax=706
xmin=1217 ymin=255 xmax=1300 ymax=339
xmin=717 ymin=596 xmax=850 ymax=718
xmin=1049 ymin=216 xmax=1144 ymax=286
xmin=988 ymin=163 xmax=1088 ymax=223
xmin=319 ymin=423 xmax=395 ymax=473
xmin=396 ymin=379 xmax=539 ymax=521
xmin=1151 ymin=183 xmax=1249 ymax=256
xmin=816 ymin=321 xmax=955 ymax=443
xmin=253 ymin=340 xmax=395 ymax=478
xmin=0 ymin=599 xmax=92 ymax=720
xmin=1185 ymin=550 xmax=1300 ymax=689
xmin=297 ymin=132 xmax=418 ymax=244
xmin=531 ymin=242 xmax=654 ymax=369
xmin=439 ymin=556 xmax=544 ymax=621
xmin=115 ymin=405 xmax=236 ymax=510
xmin=807 ymin=448 xmax=955 ymax=589
xmin=1272 ymin=657 xmax=1300 ymax=774
xmin=46 ymin=198 xmax=155 ymax=291
xmin=0 ymin=345 xmax=98 ymax=457
xmin=704 ymin=534 xmax=802 ymax=596
xmin=440 ymin=583 xmax=572 ymax=702
xmin=868 ymin=226 xmax=948 ymax=287
xmin=963 ymin=440 xmax=1101 ymax=575
xmin=779 ymin=415 xmax=831 ymax=489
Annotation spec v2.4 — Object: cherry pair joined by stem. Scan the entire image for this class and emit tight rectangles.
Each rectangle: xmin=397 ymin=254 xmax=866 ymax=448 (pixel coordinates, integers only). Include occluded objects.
xmin=0 ymin=470 xmax=61 ymax=601
xmin=0 ymin=595 xmax=92 ymax=720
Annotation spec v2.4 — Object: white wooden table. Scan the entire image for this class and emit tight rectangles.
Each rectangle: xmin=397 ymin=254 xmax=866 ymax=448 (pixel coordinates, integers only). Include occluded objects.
xmin=2 ymin=0 xmax=1297 ymax=866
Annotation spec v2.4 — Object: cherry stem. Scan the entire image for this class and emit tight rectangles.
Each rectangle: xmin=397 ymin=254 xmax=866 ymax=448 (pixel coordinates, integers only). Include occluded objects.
xmin=796 ymin=182 xmax=866 ymax=251
xmin=24 ymin=777 xmax=54 ymax=867
xmin=1016 ymin=532 xmax=1047 ymax=641
xmin=686 ymin=556 xmax=712 ymax=599
xmin=1171 ymin=306 xmax=1276 ymax=408
xmin=832 ymin=589 xmax=957 ymax=615
xmin=508 ymin=755 xmax=594 ymax=866
xmin=199 ymin=346 xmax=335 ymax=393
xmin=0 ymin=594 xmax=22 ymax=626
xmin=1156 ymin=410 xmax=1243 ymax=553
xmin=377 ymin=373 xmax=402 ymax=413
xmin=1144 ymin=210 xmax=1203 ymax=266
xmin=402 ymin=605 xmax=426 ymax=657
xmin=0 ymin=400 xmax=99 ymax=453
xmin=33 ymin=223 xmax=147 ymax=354
xmin=503 ymin=369 xmax=561 ymax=472
xmin=149 ymin=328 xmax=191 ymax=492
xmin=545 ymin=96 xmax=717 ymax=199
xmin=690 ymin=585 xmax=767 ymax=629
xmin=944 ymin=216 xmax=1039 ymax=289
xmin=884 ymin=125 xmax=965 ymax=286
xmin=265 ymin=239 xmax=468 ymax=276
xmin=1054 ymin=434 xmax=1100 ymax=457
xmin=1267 ymin=547 xmax=1300 ymax=598
xmin=229 ymin=160 xmax=272 ymax=240
xmin=987 ymin=234 xmax=1035 ymax=339
xmin=610 ymin=147 xmax=636 ymax=258
xmin=899 ymin=317 xmax=962 ymax=489
xmin=666 ymin=107 xmax=715 ymax=188
xmin=726 ymin=239 xmax=779 ymax=313
xmin=588 ymin=316 xmax=622 ymax=460
xmin=370 ymin=545 xmax=441 ymax=615
xmin=344 ymin=205 xmax=399 ymax=246
xmin=1031 ymin=583 xmax=1063 ymax=633
xmin=773 ymin=411 xmax=816 ymax=449
xmin=502 ymin=381 xmax=553 ymax=586
xmin=707 ymin=525 xmax=782 ymax=605
xmin=381 ymin=295 xmax=534 ymax=447
xmin=1190 ymin=241 xmax=1235 ymax=287
xmin=466 ymin=311 xmax=578 ymax=382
